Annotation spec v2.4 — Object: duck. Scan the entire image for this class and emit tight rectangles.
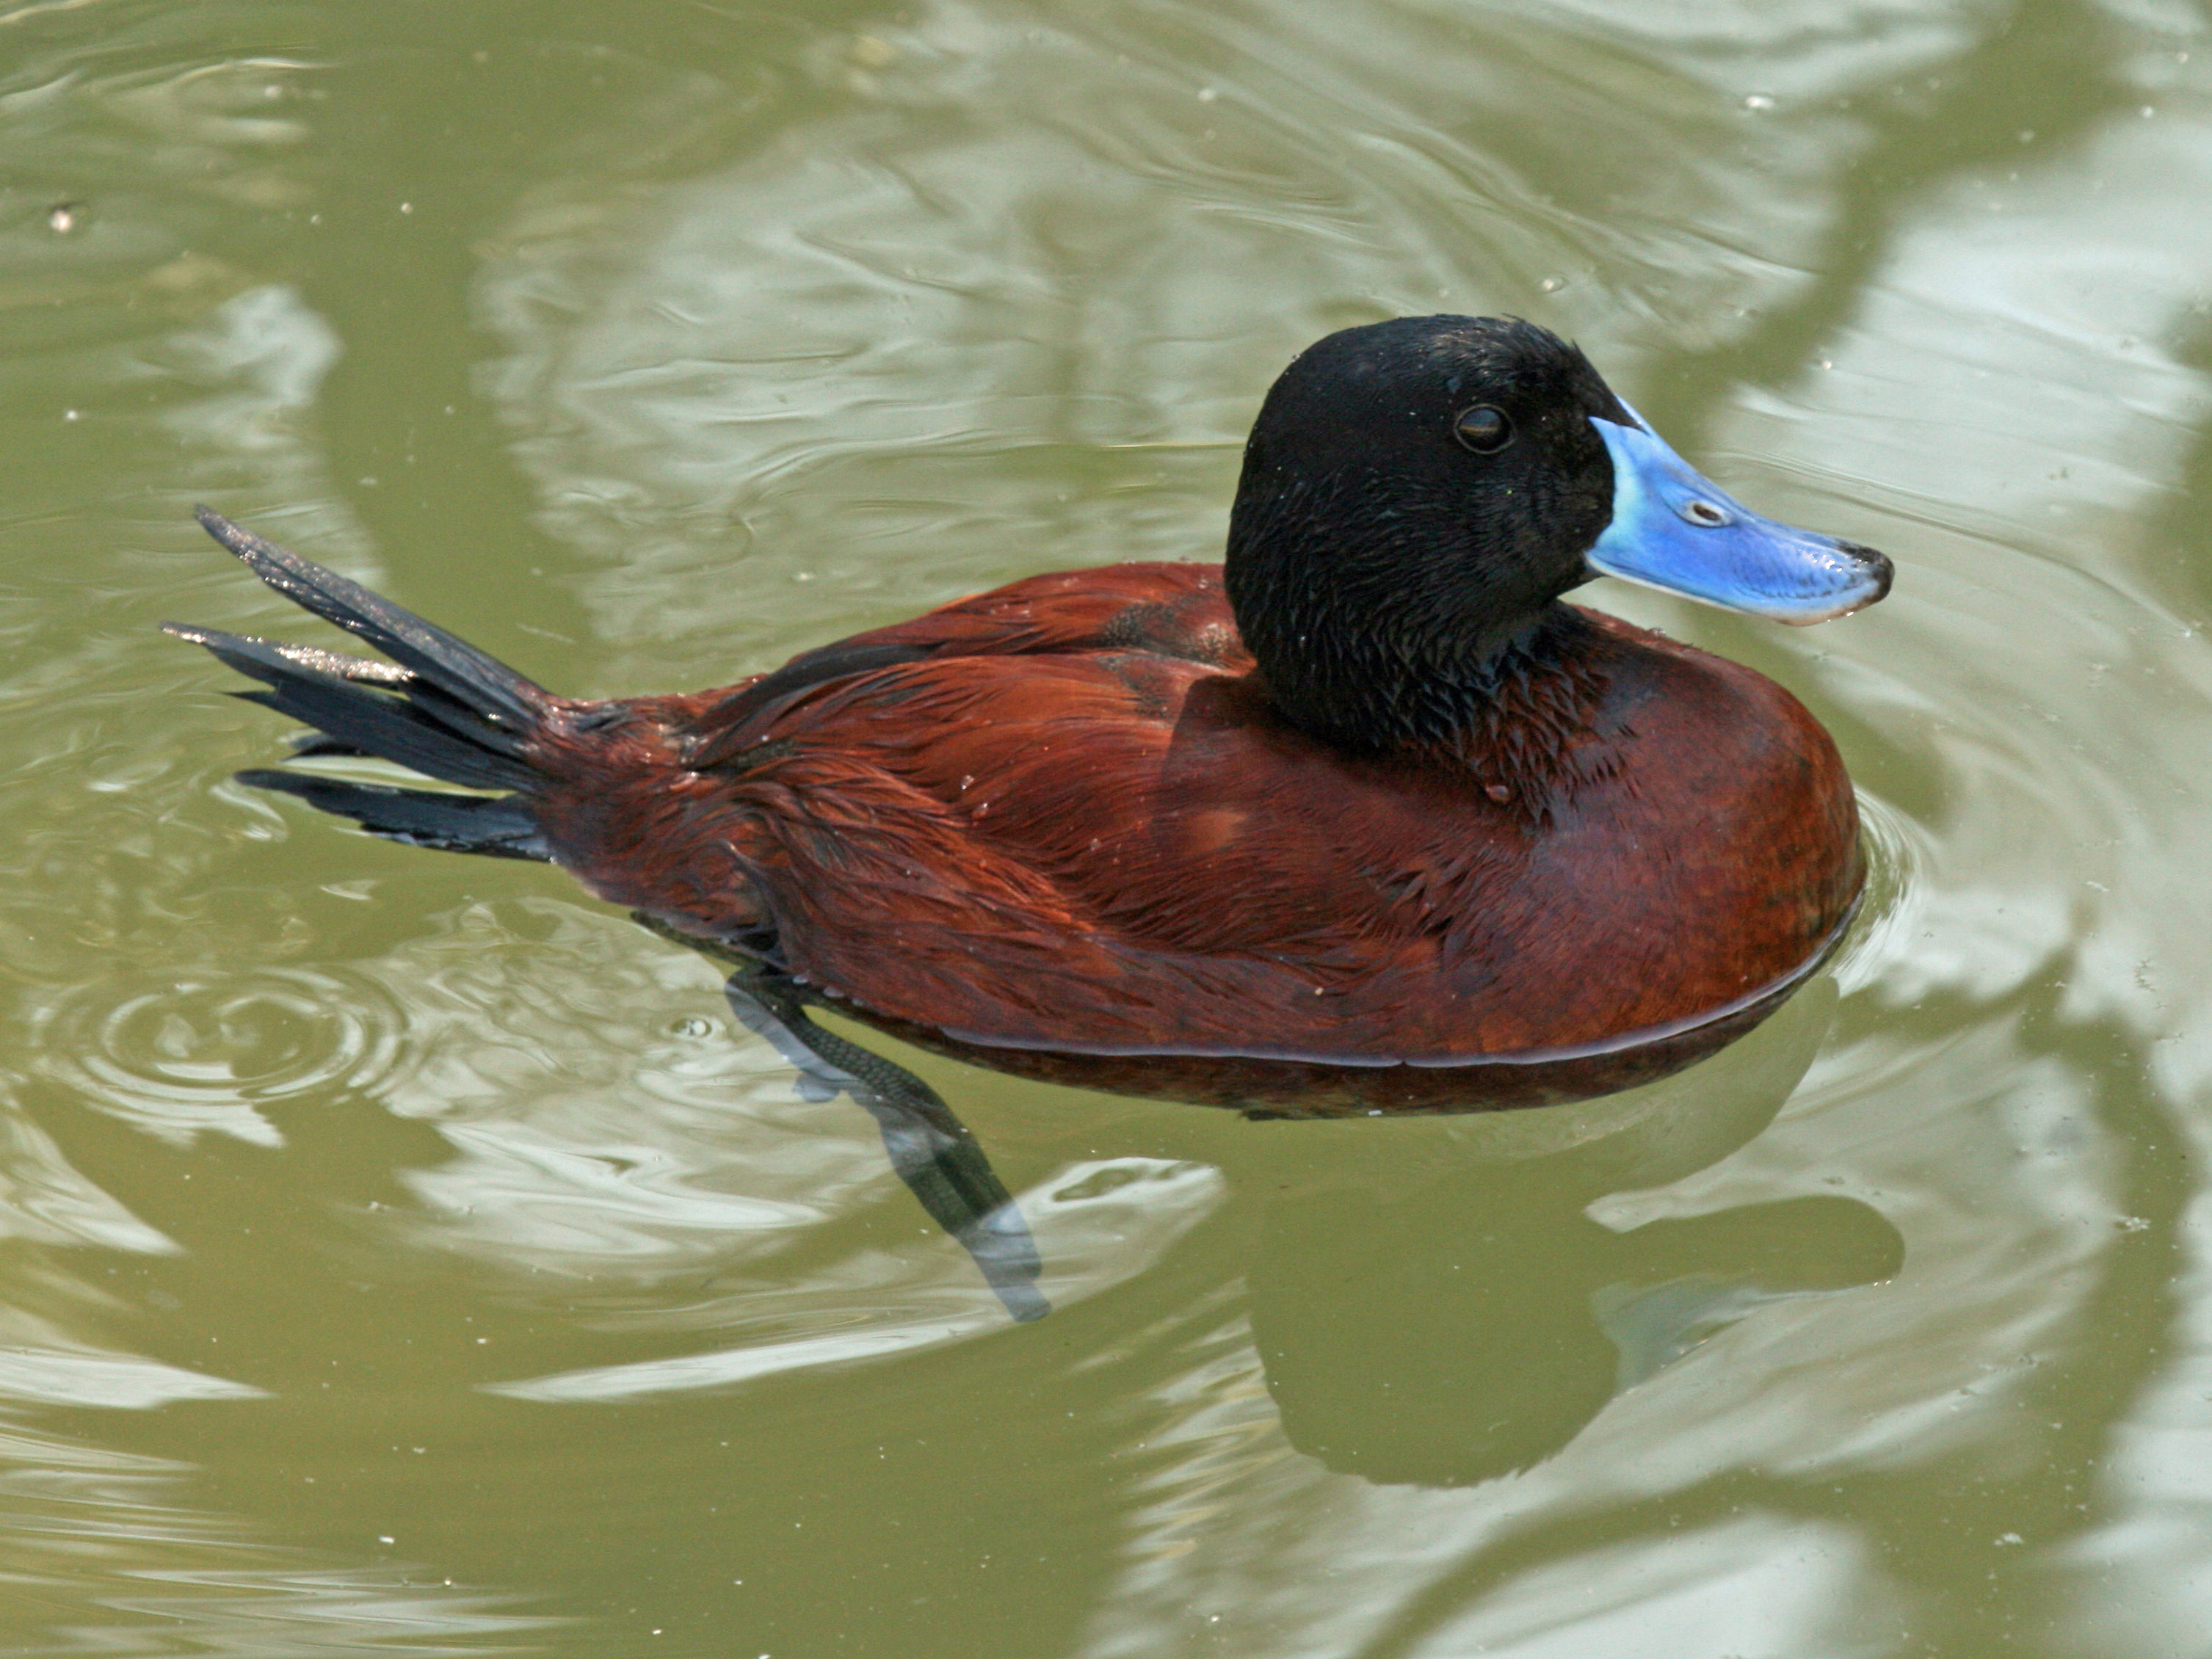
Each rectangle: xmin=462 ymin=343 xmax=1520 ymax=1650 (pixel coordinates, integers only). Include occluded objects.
xmin=168 ymin=315 xmax=1890 ymax=1092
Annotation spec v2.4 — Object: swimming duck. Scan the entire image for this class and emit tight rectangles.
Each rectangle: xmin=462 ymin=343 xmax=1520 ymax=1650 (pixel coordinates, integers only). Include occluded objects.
xmin=169 ymin=316 xmax=1889 ymax=1083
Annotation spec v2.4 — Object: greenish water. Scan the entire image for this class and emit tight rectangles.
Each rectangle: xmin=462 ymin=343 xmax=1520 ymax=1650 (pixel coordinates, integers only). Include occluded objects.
xmin=4 ymin=0 xmax=2212 ymax=1652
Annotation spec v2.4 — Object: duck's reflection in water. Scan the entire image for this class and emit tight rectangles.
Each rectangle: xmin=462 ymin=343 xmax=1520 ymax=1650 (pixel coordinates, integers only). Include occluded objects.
xmin=729 ymin=964 xmax=1902 ymax=1486
xmin=1250 ymin=1142 xmax=1902 ymax=1484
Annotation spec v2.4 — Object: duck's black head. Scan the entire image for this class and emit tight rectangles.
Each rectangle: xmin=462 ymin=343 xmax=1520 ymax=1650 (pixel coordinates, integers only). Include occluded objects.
xmin=1225 ymin=315 xmax=1890 ymax=753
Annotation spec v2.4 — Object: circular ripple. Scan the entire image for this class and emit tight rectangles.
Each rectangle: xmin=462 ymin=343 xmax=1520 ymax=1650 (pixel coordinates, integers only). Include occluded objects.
xmin=33 ymin=965 xmax=412 ymax=1144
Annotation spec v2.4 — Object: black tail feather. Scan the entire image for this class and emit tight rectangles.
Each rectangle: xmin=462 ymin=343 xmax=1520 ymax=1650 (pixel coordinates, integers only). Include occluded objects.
xmin=236 ymin=770 xmax=549 ymax=860
xmin=288 ymin=731 xmax=371 ymax=758
xmin=233 ymin=687 xmax=534 ymax=794
xmin=191 ymin=506 xmax=551 ymax=731
xmin=173 ymin=620 xmax=536 ymax=762
xmin=172 ymin=510 xmax=562 ymax=860
xmin=167 ymin=623 xmax=538 ymax=792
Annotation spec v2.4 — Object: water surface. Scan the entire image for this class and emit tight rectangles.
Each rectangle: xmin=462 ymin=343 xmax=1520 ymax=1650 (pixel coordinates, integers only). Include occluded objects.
xmin=4 ymin=0 xmax=2212 ymax=1653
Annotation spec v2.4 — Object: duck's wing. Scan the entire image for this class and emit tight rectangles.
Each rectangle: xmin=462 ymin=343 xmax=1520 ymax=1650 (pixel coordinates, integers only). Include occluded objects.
xmin=682 ymin=562 xmax=1239 ymax=769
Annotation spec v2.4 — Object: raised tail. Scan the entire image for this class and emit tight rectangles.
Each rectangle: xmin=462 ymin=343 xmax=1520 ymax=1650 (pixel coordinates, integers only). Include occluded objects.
xmin=167 ymin=507 xmax=557 ymax=860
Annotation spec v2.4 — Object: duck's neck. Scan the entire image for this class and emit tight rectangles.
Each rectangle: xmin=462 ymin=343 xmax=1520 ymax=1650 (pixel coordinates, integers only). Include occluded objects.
xmin=1251 ymin=596 xmax=1606 ymax=774
xmin=1224 ymin=459 xmax=1614 ymax=778
xmin=1224 ymin=487 xmax=1609 ymax=760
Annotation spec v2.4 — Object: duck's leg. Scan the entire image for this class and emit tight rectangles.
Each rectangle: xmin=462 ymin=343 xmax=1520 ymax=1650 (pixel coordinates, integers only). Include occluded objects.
xmin=721 ymin=965 xmax=1048 ymax=1323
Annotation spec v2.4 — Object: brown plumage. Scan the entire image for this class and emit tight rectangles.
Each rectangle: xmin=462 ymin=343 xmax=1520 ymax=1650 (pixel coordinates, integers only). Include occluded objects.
xmin=537 ymin=562 xmax=1858 ymax=1065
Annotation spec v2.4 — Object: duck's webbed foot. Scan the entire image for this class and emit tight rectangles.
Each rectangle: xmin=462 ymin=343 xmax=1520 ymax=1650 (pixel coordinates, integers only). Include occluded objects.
xmin=722 ymin=966 xmax=1048 ymax=1323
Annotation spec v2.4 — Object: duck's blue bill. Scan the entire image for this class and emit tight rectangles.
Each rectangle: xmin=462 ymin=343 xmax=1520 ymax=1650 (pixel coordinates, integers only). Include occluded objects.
xmin=1586 ymin=409 xmax=1890 ymax=625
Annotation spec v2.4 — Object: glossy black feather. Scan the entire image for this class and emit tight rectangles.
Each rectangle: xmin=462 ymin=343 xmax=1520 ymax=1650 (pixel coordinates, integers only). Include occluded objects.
xmin=234 ymin=769 xmax=548 ymax=860
xmin=192 ymin=506 xmax=550 ymax=732
xmin=165 ymin=625 xmax=537 ymax=792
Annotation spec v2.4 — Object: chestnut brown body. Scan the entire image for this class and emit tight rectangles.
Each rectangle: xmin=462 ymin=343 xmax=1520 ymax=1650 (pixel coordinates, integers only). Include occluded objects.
xmin=529 ymin=560 xmax=1860 ymax=1067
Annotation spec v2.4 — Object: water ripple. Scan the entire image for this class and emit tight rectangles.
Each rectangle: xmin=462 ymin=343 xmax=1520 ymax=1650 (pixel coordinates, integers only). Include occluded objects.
xmin=28 ymin=963 xmax=411 ymax=1147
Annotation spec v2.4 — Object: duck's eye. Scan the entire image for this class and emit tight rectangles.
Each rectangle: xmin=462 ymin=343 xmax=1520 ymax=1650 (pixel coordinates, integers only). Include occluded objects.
xmin=1453 ymin=405 xmax=1513 ymax=454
